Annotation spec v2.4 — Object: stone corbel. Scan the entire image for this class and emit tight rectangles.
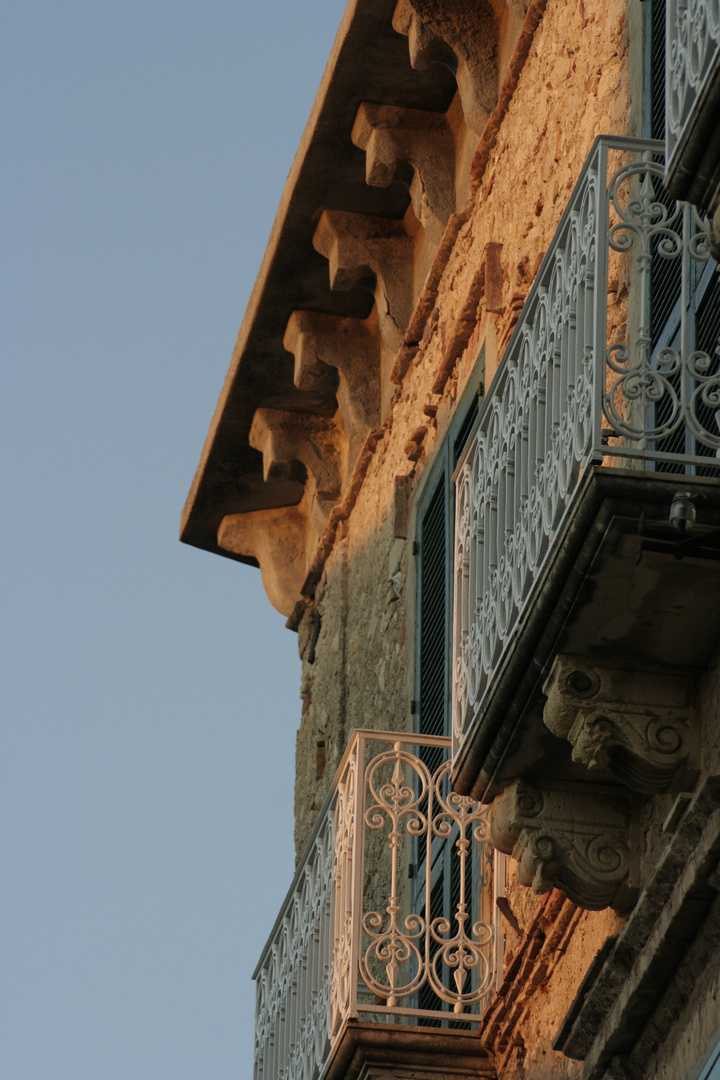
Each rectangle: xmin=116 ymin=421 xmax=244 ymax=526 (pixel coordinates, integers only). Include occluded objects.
xmin=217 ymin=503 xmax=312 ymax=617
xmin=543 ymin=656 xmax=697 ymax=795
xmin=249 ymin=408 xmax=342 ymax=535
xmin=283 ymin=310 xmax=381 ymax=465
xmin=490 ymin=781 xmax=639 ymax=911
xmin=351 ymin=103 xmax=455 ymax=246
xmin=313 ymin=210 xmax=415 ymax=354
xmin=391 ymin=0 xmax=500 ymax=136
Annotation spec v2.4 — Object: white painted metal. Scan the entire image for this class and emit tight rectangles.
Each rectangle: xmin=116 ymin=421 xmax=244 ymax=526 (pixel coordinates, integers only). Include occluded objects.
xmin=253 ymin=730 xmax=497 ymax=1080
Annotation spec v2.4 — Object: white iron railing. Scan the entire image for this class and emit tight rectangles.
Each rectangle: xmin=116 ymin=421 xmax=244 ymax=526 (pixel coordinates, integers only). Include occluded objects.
xmin=452 ymin=135 xmax=719 ymax=762
xmin=666 ymin=0 xmax=720 ymax=187
xmin=253 ymin=730 xmax=498 ymax=1080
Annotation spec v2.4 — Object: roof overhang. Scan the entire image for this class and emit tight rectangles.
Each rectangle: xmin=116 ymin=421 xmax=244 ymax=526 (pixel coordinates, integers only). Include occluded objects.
xmin=180 ymin=0 xmax=456 ymax=560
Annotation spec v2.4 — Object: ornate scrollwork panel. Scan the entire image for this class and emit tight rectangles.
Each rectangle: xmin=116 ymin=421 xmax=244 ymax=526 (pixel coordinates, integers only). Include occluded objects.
xmin=603 ymin=154 xmax=716 ymax=454
xmin=543 ymin=655 xmax=698 ymax=794
xmin=330 ymin=753 xmax=356 ymax=1038
xmin=357 ymin=742 xmax=495 ymax=1015
xmin=666 ymin=0 xmax=720 ymax=178
xmin=253 ymin=813 xmax=334 ymax=1080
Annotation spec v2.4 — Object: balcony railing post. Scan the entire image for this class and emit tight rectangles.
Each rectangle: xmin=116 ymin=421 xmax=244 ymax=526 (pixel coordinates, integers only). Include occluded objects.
xmin=349 ymin=731 xmax=365 ymax=1023
xmin=593 ymin=138 xmax=610 ymax=463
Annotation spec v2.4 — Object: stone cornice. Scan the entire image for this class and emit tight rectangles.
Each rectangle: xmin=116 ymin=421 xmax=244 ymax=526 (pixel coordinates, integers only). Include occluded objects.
xmin=180 ymin=0 xmax=548 ymax=618
xmin=181 ymin=0 xmax=457 ymax=561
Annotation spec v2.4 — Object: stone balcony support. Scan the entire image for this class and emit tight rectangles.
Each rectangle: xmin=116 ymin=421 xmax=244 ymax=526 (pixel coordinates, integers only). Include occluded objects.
xmin=543 ymin=655 xmax=698 ymax=795
xmin=249 ymin=408 xmax=343 ymax=536
xmin=391 ymin=0 xmax=502 ymax=135
xmin=489 ymin=780 xmax=639 ymax=912
xmin=283 ymin=310 xmax=382 ymax=464
xmin=351 ymin=103 xmax=455 ymax=246
xmin=312 ymin=210 xmax=416 ymax=354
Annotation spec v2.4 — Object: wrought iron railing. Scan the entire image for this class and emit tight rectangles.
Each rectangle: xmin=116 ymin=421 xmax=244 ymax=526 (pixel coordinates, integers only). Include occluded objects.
xmin=452 ymin=135 xmax=719 ymax=762
xmin=252 ymin=730 xmax=498 ymax=1080
xmin=666 ymin=0 xmax=720 ymax=190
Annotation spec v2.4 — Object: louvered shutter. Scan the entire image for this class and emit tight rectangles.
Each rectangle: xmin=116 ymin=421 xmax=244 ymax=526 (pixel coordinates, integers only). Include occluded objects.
xmin=412 ymin=381 xmax=481 ymax=1021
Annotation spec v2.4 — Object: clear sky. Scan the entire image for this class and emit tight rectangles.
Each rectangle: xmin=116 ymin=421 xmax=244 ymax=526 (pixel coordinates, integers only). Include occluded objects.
xmin=1 ymin=2 xmax=347 ymax=1077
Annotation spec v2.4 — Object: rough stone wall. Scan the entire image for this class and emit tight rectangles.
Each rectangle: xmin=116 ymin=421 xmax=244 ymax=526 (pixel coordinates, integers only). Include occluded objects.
xmin=294 ymin=0 xmax=633 ymax=856
xmin=291 ymin=0 xmax=641 ymax=1065
xmin=285 ymin=0 xmax=720 ymax=1076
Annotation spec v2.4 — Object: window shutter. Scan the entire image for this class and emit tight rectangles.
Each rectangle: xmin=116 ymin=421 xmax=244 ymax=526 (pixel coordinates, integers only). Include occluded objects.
xmin=418 ymin=476 xmax=449 ymax=743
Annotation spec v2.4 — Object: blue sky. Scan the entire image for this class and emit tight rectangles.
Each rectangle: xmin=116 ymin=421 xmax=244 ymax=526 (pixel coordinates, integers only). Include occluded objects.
xmin=1 ymin=2 xmax=346 ymax=1076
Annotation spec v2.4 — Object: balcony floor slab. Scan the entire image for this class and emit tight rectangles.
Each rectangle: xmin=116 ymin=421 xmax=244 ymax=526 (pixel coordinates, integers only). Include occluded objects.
xmin=323 ymin=1020 xmax=496 ymax=1080
xmin=452 ymin=467 xmax=720 ymax=802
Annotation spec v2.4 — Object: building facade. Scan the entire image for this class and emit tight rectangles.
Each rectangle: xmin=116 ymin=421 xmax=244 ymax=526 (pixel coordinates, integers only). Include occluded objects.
xmin=182 ymin=1 xmax=720 ymax=1077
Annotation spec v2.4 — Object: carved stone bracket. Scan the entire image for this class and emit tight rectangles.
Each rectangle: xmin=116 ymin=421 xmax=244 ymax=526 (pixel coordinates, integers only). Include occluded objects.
xmin=490 ymin=781 xmax=639 ymax=911
xmin=283 ymin=310 xmax=382 ymax=464
xmin=352 ymin=103 xmax=455 ymax=245
xmin=391 ymin=0 xmax=500 ymax=135
xmin=543 ymin=656 xmax=697 ymax=795
xmin=249 ymin=408 xmax=342 ymax=534
xmin=313 ymin=210 xmax=415 ymax=354
xmin=217 ymin=503 xmax=312 ymax=617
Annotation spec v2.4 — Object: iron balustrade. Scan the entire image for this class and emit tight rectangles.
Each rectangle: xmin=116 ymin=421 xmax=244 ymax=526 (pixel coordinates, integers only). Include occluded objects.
xmin=666 ymin=0 xmax=720 ymax=192
xmin=252 ymin=730 xmax=498 ymax=1080
xmin=452 ymin=135 xmax=719 ymax=764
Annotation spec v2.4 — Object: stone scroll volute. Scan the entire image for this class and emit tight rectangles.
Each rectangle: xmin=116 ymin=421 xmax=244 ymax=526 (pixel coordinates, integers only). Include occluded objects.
xmin=542 ymin=655 xmax=698 ymax=795
xmin=490 ymin=780 xmax=639 ymax=911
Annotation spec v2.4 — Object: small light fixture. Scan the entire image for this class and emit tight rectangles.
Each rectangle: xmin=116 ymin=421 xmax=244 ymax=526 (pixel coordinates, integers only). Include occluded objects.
xmin=669 ymin=491 xmax=696 ymax=534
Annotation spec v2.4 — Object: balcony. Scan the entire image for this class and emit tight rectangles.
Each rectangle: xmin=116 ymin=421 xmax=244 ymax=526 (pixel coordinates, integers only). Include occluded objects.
xmin=665 ymin=0 xmax=720 ymax=210
xmin=452 ymin=136 xmax=720 ymax=799
xmin=253 ymin=730 xmax=500 ymax=1080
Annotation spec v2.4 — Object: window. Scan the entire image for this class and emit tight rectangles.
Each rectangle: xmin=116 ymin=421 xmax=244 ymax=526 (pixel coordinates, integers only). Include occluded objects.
xmin=415 ymin=368 xmax=482 ymax=750
xmin=411 ymin=360 xmax=498 ymax=1020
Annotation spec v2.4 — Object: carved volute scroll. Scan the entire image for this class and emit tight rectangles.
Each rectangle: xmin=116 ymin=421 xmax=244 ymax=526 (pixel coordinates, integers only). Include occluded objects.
xmin=543 ymin=656 xmax=697 ymax=794
xmin=283 ymin=310 xmax=382 ymax=465
xmin=249 ymin=408 xmax=343 ymax=535
xmin=217 ymin=503 xmax=312 ymax=617
xmin=352 ymin=103 xmax=455 ymax=246
xmin=490 ymin=781 xmax=639 ymax=911
xmin=392 ymin=0 xmax=501 ymax=135
xmin=313 ymin=210 xmax=416 ymax=354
